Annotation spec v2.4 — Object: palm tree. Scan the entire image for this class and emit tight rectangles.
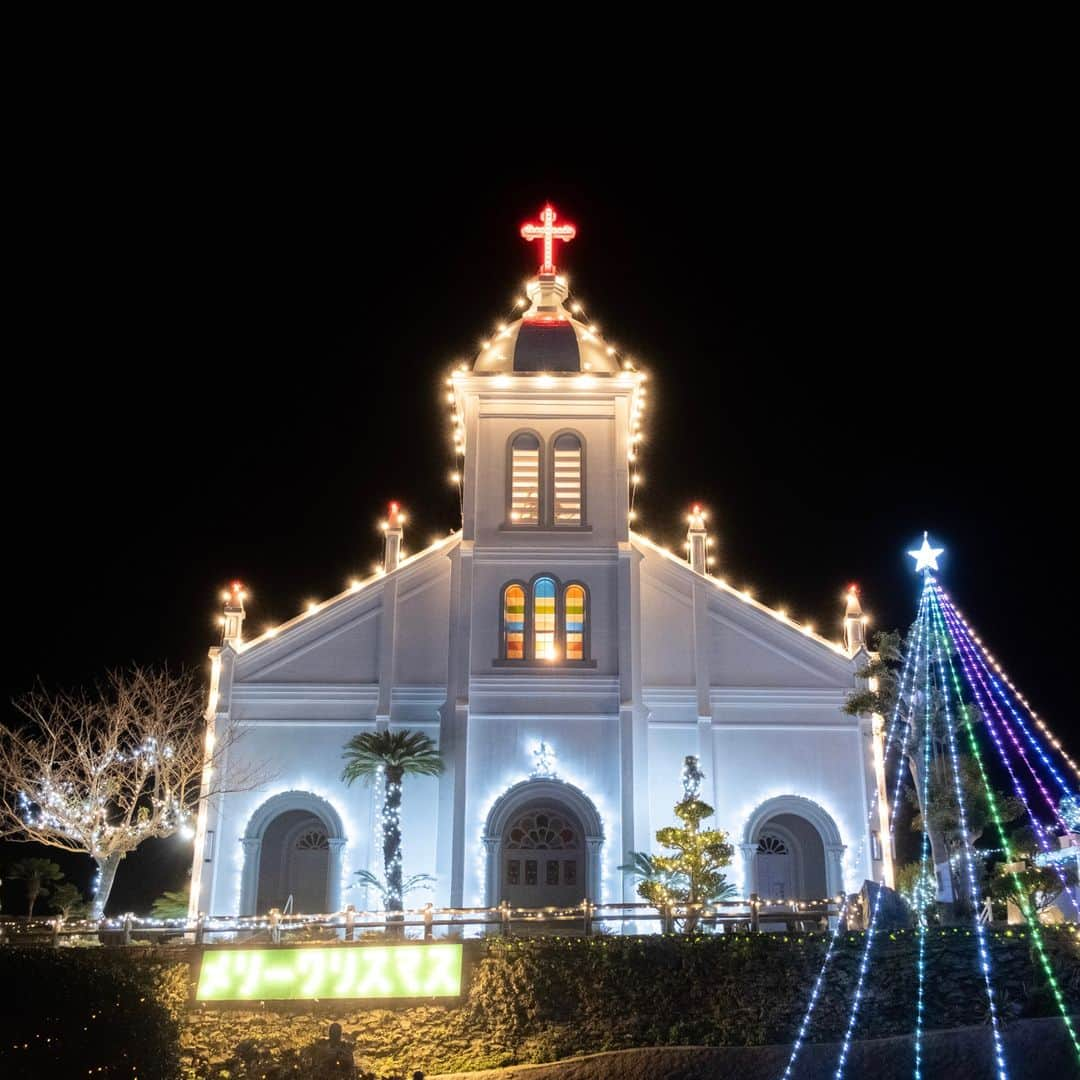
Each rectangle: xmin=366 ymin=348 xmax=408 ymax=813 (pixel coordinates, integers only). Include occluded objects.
xmin=341 ymin=730 xmax=444 ymax=913
xmin=6 ymin=857 xmax=64 ymax=916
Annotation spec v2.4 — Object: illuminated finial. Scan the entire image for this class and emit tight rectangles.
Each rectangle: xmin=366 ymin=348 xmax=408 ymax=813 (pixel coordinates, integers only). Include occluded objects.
xmin=681 ymin=755 xmax=704 ymax=800
xmin=520 ymin=203 xmax=576 ymax=275
xmin=531 ymin=740 xmax=557 ymax=778
xmin=221 ymin=581 xmax=246 ymax=646
xmin=907 ymin=531 xmax=944 ymax=573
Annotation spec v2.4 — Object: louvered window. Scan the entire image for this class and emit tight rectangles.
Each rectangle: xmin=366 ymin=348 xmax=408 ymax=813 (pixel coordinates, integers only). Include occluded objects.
xmin=510 ymin=433 xmax=540 ymax=524
xmin=552 ymin=434 xmax=582 ymax=524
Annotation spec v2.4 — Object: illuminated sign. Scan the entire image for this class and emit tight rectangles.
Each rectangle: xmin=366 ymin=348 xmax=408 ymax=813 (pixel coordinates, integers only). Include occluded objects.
xmin=195 ymin=944 xmax=463 ymax=1001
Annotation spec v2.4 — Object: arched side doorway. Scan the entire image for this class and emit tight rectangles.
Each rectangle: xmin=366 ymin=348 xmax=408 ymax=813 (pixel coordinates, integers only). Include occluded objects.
xmin=483 ymin=778 xmax=603 ymax=908
xmin=740 ymin=795 xmax=846 ymax=901
xmin=239 ymin=791 xmax=347 ymax=915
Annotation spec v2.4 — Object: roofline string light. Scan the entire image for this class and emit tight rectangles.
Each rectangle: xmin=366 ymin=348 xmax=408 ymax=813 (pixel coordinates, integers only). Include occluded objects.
xmin=445 ymin=203 xmax=648 ymax=532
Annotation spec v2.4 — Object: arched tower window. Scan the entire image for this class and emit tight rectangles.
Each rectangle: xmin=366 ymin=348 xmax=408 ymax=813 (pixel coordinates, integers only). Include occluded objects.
xmin=503 ymin=583 xmax=526 ymax=660
xmin=552 ymin=433 xmax=583 ymax=525
xmin=533 ymin=576 xmax=557 ymax=660
xmin=564 ymin=584 xmax=586 ymax=661
xmin=509 ymin=433 xmax=541 ymax=525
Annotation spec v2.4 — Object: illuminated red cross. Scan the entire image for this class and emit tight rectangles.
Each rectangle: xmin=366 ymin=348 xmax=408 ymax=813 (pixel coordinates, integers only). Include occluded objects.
xmin=520 ymin=204 xmax=576 ymax=275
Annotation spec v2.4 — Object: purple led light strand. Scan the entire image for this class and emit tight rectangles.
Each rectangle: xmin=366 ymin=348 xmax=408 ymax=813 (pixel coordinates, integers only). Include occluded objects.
xmin=930 ymin=587 xmax=1080 ymax=1063
xmin=831 ymin=581 xmax=932 ymax=1080
xmin=927 ymin=587 xmax=1009 ymax=1080
xmin=936 ymin=588 xmax=1078 ymax=907
xmin=913 ymin=592 xmax=934 ymax=1080
xmin=938 ymin=586 xmax=1077 ymax=793
xmin=779 ymin=589 xmax=930 ymax=1080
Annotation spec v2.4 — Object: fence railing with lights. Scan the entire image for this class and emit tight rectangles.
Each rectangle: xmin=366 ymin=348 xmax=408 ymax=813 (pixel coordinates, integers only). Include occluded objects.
xmin=0 ymin=894 xmax=850 ymax=947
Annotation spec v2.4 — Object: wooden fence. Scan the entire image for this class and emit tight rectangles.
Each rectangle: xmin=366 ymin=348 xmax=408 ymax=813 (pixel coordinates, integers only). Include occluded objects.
xmin=0 ymin=894 xmax=850 ymax=947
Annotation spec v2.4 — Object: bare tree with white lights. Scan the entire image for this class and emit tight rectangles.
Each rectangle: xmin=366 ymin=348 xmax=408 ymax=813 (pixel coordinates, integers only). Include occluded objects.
xmin=0 ymin=666 xmax=265 ymax=917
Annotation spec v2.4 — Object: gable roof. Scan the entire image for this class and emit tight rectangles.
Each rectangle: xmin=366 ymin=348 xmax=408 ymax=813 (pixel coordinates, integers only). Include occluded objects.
xmin=232 ymin=531 xmax=461 ymax=660
xmin=631 ymin=530 xmax=854 ymax=663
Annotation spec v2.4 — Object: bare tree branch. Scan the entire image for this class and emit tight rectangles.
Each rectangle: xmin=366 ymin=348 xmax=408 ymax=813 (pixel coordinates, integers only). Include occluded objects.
xmin=0 ymin=665 xmax=267 ymax=915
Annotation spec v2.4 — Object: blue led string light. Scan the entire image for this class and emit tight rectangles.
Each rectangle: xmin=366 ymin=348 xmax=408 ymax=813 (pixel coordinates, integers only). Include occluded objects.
xmin=777 ymin=895 xmax=852 ymax=1080
xmin=929 ymin=585 xmax=1080 ymax=1062
xmin=936 ymin=593 xmax=1078 ymax=909
xmin=938 ymin=586 xmax=1079 ymax=792
xmin=926 ymin=585 xmax=1009 ymax=1080
xmin=913 ymin=591 xmax=934 ymax=1080
xmin=779 ymin=590 xmax=930 ymax=1080
xmin=831 ymin=580 xmax=933 ymax=1080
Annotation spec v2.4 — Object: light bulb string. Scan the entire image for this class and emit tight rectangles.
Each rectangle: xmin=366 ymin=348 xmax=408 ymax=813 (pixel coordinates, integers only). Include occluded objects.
xmin=777 ymin=591 xmax=928 ymax=1080
xmin=777 ymin=893 xmax=852 ymax=1079
xmin=925 ymin=586 xmax=1009 ymax=1079
xmin=935 ymin=587 xmax=1078 ymax=908
xmin=913 ymin=586 xmax=935 ymax=1079
xmin=928 ymin=587 xmax=1080 ymax=1062
xmin=936 ymin=585 xmax=1078 ymax=791
xmin=830 ymin=578 xmax=932 ymax=1080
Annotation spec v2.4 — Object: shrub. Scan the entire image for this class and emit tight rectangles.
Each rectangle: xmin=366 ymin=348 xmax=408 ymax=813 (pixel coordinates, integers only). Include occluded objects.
xmin=0 ymin=948 xmax=187 ymax=1080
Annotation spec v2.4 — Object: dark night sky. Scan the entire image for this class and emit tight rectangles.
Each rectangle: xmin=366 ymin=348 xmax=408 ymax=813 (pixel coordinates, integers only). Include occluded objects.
xmin=3 ymin=101 xmax=1073 ymax=913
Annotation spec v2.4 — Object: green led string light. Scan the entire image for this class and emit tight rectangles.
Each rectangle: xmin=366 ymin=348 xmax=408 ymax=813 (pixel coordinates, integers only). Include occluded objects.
xmin=926 ymin=586 xmax=1008 ymax=1079
xmin=928 ymin=586 xmax=1080 ymax=1062
xmin=914 ymin=581 xmax=934 ymax=1080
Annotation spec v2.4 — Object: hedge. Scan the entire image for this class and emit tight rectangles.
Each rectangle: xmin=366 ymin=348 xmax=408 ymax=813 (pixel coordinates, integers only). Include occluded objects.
xmin=0 ymin=946 xmax=189 ymax=1080
xmin=2 ymin=927 xmax=1078 ymax=1078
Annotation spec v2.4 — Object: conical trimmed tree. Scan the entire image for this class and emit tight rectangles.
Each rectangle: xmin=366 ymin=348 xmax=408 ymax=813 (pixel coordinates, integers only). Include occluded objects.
xmin=341 ymin=730 xmax=444 ymax=913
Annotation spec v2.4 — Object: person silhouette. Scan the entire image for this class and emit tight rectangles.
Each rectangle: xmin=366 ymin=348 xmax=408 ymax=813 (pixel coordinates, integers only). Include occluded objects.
xmin=317 ymin=1022 xmax=355 ymax=1077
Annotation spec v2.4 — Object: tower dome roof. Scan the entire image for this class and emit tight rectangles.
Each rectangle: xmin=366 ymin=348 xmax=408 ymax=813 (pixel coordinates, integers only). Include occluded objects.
xmin=472 ymin=273 xmax=622 ymax=375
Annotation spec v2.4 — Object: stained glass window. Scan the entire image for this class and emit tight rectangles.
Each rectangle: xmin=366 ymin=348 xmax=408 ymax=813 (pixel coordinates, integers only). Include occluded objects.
xmin=534 ymin=576 xmax=557 ymax=660
xmin=510 ymin=433 xmax=540 ymax=524
xmin=503 ymin=584 xmax=525 ymax=659
xmin=565 ymin=584 xmax=585 ymax=660
xmin=505 ymin=810 xmax=577 ymax=850
xmin=552 ymin=434 xmax=582 ymax=524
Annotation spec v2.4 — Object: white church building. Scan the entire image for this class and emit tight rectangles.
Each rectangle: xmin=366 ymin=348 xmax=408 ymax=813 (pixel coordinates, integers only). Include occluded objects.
xmin=189 ymin=206 xmax=889 ymax=921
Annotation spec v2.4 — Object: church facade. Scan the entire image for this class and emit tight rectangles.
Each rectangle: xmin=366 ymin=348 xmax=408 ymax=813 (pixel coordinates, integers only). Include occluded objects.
xmin=189 ymin=208 xmax=888 ymax=920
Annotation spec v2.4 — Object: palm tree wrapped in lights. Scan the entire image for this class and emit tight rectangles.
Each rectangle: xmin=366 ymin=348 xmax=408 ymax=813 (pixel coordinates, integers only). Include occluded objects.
xmin=341 ymin=730 xmax=444 ymax=914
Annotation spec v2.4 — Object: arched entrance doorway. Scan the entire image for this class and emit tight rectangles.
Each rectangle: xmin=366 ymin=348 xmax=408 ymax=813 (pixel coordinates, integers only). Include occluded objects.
xmin=741 ymin=795 xmax=846 ymax=901
xmin=239 ymin=791 xmax=346 ymax=915
xmin=483 ymin=778 xmax=603 ymax=908
xmin=502 ymin=803 xmax=584 ymax=908
xmin=256 ymin=809 xmax=330 ymax=914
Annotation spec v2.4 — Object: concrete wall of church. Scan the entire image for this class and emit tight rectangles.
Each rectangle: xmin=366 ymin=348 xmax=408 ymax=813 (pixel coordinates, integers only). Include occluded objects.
xmin=203 ymin=719 xmax=445 ymax=917
xmin=469 ymin=558 xmax=620 ymax=677
xmin=646 ymin=723 xmax=698 ymax=833
xmin=471 ymin=399 xmax=624 ymax=547
xmin=461 ymin=713 xmax=622 ymax=906
xmin=395 ymin=571 xmax=452 ymax=685
xmin=203 ymin=722 xmax=374 ymax=916
xmin=709 ymin=723 xmax=872 ymax=894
